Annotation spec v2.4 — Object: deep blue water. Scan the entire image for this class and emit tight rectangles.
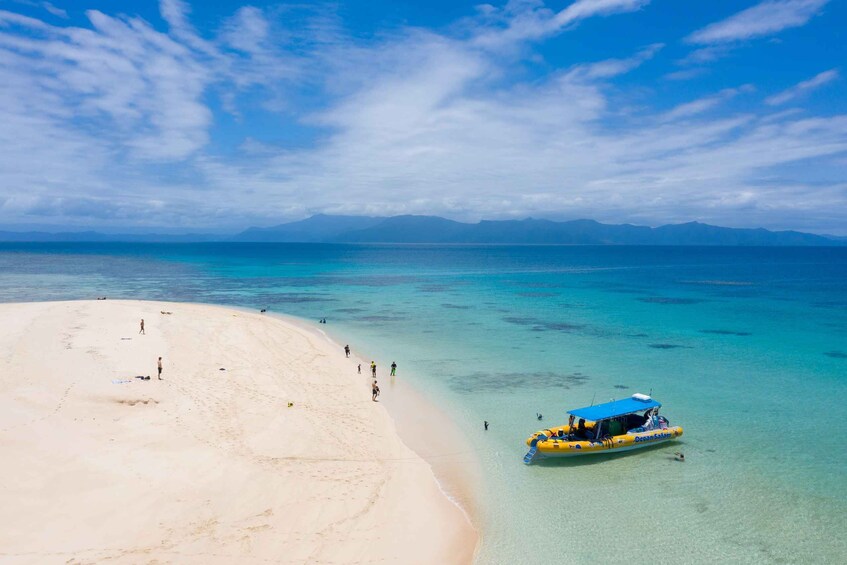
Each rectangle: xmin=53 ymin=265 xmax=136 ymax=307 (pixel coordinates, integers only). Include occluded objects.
xmin=2 ymin=243 xmax=846 ymax=564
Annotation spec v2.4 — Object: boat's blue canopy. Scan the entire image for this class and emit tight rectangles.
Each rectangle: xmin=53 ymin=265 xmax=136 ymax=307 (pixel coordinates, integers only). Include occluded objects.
xmin=568 ymin=397 xmax=660 ymax=421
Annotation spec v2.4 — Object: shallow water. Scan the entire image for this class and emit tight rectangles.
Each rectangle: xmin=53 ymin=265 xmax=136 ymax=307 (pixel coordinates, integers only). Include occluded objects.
xmin=2 ymin=243 xmax=845 ymax=564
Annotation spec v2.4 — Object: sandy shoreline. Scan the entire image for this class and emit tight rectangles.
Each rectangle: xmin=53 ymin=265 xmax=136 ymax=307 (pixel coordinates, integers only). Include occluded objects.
xmin=270 ymin=312 xmax=482 ymax=526
xmin=0 ymin=300 xmax=477 ymax=564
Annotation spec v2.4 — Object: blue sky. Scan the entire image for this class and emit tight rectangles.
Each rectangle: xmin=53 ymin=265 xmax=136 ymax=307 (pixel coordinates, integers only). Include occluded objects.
xmin=0 ymin=0 xmax=845 ymax=233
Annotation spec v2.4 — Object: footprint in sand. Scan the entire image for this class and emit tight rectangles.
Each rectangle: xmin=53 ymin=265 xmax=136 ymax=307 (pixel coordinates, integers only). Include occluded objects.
xmin=114 ymin=398 xmax=160 ymax=407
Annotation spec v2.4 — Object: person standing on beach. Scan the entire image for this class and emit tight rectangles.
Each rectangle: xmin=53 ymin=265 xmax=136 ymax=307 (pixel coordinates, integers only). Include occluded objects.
xmin=390 ymin=362 xmax=397 ymax=376
xmin=372 ymin=381 xmax=380 ymax=401
xmin=484 ymin=420 xmax=489 ymax=431
xmin=344 ymin=345 xmax=350 ymax=358
xmin=157 ymin=357 xmax=163 ymax=380
xmin=139 ymin=319 xmax=145 ymax=334
xmin=357 ymin=364 xmax=361 ymax=374
xmin=371 ymin=361 xmax=377 ymax=378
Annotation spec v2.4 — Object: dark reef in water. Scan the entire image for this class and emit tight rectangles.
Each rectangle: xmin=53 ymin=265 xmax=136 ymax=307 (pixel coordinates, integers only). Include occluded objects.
xmin=649 ymin=343 xmax=689 ymax=349
xmin=824 ymin=350 xmax=847 ymax=359
xmin=639 ymin=297 xmax=705 ymax=305
xmin=441 ymin=303 xmax=471 ymax=309
xmin=333 ymin=307 xmax=366 ymax=313
xmin=417 ymin=281 xmax=468 ymax=293
xmin=356 ymin=314 xmax=407 ymax=322
xmin=257 ymin=275 xmax=421 ymax=288
xmin=515 ymin=281 xmax=568 ymax=289
xmin=679 ymin=280 xmax=753 ymax=287
xmin=535 ymin=322 xmax=584 ymax=332
xmin=700 ymin=329 xmax=752 ymax=336
xmin=607 ymin=288 xmax=647 ymax=295
xmin=502 ymin=316 xmax=535 ymax=325
xmin=275 ymin=294 xmax=337 ymax=303
xmin=502 ymin=316 xmax=584 ymax=332
xmin=448 ymin=371 xmax=590 ymax=393
xmin=516 ymin=292 xmax=557 ymax=298
xmin=596 ymin=281 xmax=648 ymax=294
xmin=304 ymin=275 xmax=422 ymax=287
xmin=812 ymin=300 xmax=847 ymax=308
xmin=614 ymin=384 xmax=629 ymax=389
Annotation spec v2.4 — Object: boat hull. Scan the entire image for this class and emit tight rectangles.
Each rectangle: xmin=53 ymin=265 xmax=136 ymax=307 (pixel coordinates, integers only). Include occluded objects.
xmin=528 ymin=426 xmax=684 ymax=458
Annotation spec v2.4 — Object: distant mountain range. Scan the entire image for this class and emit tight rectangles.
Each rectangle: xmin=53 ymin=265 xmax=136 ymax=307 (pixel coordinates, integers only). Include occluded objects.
xmin=1 ymin=215 xmax=844 ymax=245
xmin=232 ymin=215 xmax=843 ymax=246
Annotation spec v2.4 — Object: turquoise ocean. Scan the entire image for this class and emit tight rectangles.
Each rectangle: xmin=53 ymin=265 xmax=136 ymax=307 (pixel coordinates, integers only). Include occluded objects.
xmin=1 ymin=243 xmax=845 ymax=564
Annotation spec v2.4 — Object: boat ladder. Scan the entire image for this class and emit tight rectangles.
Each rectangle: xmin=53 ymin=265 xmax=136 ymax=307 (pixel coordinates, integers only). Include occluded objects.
xmin=523 ymin=446 xmax=538 ymax=465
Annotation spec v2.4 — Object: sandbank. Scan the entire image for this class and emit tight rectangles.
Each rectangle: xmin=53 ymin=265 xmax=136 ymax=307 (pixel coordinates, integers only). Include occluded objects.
xmin=0 ymin=300 xmax=476 ymax=563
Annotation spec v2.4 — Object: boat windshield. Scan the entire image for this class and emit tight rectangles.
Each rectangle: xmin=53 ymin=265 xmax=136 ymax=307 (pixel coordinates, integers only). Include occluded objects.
xmin=568 ymin=411 xmax=665 ymax=440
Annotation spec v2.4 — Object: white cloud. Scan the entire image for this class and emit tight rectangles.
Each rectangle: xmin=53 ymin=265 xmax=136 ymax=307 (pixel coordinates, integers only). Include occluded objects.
xmin=660 ymin=85 xmax=754 ymax=121
xmin=219 ymin=5 xmax=301 ymax=92
xmin=188 ymin=54 xmax=847 ymax=230
xmin=0 ymin=7 xmax=215 ymax=161
xmin=687 ymin=0 xmax=829 ymax=44
xmin=765 ymin=68 xmax=839 ymax=105
xmin=553 ymin=0 xmax=651 ymax=26
xmin=566 ymin=43 xmax=663 ymax=80
xmin=42 ymin=2 xmax=66 ymax=19
xmin=158 ymin=0 xmax=217 ymax=56
xmin=0 ymin=2 xmax=845 ymax=234
xmin=676 ymin=44 xmax=734 ymax=66
xmin=664 ymin=68 xmax=707 ymax=81
xmin=0 ymin=9 xmax=51 ymax=30
xmin=222 ymin=7 xmax=268 ymax=54
xmin=471 ymin=0 xmax=651 ymax=49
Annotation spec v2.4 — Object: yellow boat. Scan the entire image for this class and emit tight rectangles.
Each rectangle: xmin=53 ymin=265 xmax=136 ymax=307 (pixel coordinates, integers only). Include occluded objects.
xmin=524 ymin=393 xmax=683 ymax=463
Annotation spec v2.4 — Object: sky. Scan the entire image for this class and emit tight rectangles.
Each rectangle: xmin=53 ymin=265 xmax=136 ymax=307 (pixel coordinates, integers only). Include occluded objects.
xmin=0 ymin=0 xmax=845 ymax=234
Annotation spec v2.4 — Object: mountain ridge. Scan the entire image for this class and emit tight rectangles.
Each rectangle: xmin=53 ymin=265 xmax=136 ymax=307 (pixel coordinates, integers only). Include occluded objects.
xmin=0 ymin=215 xmax=843 ymax=245
xmin=236 ymin=216 xmax=842 ymax=245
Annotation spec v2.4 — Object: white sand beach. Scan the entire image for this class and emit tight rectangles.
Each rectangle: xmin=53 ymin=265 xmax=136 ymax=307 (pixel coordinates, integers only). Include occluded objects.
xmin=0 ymin=300 xmax=476 ymax=564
